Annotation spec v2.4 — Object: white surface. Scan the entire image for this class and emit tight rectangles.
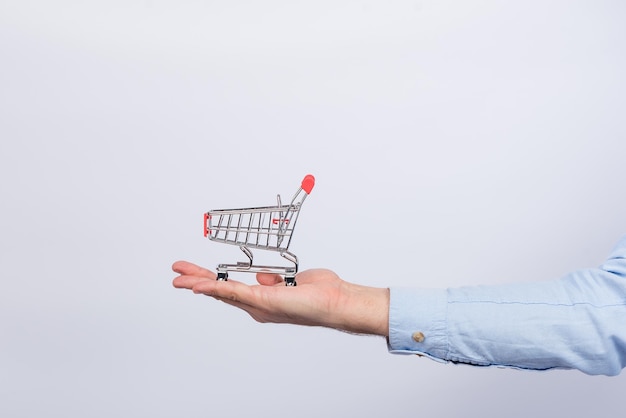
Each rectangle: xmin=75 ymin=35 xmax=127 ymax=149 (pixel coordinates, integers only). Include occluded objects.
xmin=1 ymin=1 xmax=625 ymax=417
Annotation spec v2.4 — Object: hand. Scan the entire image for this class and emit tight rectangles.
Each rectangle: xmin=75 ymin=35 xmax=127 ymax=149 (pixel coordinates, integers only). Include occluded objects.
xmin=172 ymin=261 xmax=389 ymax=336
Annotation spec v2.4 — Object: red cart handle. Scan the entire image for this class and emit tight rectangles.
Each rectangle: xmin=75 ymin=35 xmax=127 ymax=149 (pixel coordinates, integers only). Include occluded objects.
xmin=301 ymin=174 xmax=315 ymax=195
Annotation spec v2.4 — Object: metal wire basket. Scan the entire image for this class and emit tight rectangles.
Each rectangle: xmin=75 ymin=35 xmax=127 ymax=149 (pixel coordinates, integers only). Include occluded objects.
xmin=203 ymin=175 xmax=315 ymax=286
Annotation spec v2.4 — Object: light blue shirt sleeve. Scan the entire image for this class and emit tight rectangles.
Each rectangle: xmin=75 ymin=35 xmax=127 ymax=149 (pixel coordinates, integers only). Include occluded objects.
xmin=388 ymin=235 xmax=626 ymax=376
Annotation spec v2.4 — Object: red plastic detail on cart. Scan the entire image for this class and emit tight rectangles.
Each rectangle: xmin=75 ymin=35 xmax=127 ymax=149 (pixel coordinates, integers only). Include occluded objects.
xmin=272 ymin=218 xmax=290 ymax=225
xmin=301 ymin=174 xmax=315 ymax=194
xmin=204 ymin=213 xmax=210 ymax=237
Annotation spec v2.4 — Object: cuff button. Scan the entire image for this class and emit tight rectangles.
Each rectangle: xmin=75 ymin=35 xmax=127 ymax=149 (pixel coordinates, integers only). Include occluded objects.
xmin=412 ymin=331 xmax=425 ymax=343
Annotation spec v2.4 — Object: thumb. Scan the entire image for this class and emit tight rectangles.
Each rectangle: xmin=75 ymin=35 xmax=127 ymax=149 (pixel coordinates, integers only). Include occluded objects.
xmin=256 ymin=272 xmax=284 ymax=286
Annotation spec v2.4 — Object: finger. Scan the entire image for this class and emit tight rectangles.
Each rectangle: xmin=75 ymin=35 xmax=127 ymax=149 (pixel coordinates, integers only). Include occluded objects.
xmin=191 ymin=277 xmax=257 ymax=304
xmin=172 ymin=260 xmax=216 ymax=279
xmin=172 ymin=274 xmax=213 ymax=289
xmin=256 ymin=272 xmax=284 ymax=286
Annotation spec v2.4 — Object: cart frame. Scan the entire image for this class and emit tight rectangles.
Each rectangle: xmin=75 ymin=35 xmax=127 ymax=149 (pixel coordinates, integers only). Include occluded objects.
xmin=203 ymin=175 xmax=315 ymax=286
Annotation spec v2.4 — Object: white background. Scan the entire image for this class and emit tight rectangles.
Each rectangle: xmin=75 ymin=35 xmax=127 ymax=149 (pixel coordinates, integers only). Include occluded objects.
xmin=1 ymin=1 xmax=625 ymax=417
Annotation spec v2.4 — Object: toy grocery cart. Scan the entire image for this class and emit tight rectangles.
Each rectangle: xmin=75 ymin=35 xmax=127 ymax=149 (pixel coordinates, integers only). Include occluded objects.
xmin=203 ymin=175 xmax=315 ymax=286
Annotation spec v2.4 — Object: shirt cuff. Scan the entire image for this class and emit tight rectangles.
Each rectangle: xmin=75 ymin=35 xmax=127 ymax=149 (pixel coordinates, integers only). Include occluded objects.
xmin=387 ymin=287 xmax=449 ymax=363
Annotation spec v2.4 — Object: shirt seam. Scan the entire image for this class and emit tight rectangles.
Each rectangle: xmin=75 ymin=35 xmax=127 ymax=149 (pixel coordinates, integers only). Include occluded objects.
xmin=448 ymin=300 xmax=626 ymax=308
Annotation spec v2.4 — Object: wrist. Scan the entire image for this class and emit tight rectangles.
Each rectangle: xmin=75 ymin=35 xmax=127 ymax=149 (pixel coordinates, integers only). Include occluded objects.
xmin=339 ymin=283 xmax=390 ymax=336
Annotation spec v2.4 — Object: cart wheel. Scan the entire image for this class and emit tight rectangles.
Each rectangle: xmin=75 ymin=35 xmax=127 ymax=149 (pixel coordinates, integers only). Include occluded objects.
xmin=285 ymin=277 xmax=297 ymax=286
xmin=217 ymin=272 xmax=228 ymax=281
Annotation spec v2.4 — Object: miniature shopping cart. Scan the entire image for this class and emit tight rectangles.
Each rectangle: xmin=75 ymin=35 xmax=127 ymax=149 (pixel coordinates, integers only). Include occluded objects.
xmin=203 ymin=175 xmax=315 ymax=286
